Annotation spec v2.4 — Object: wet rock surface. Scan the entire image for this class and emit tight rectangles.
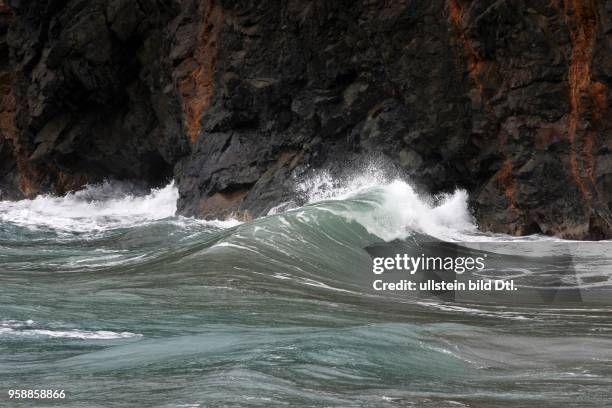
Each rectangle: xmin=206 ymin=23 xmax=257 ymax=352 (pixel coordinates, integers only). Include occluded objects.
xmin=1 ymin=0 xmax=611 ymax=239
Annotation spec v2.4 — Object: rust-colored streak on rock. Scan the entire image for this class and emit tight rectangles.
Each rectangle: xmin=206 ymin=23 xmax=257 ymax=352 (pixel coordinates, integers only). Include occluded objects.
xmin=447 ymin=0 xmax=486 ymax=96
xmin=1 ymin=3 xmax=38 ymax=196
xmin=1 ymin=42 xmax=45 ymax=195
xmin=0 ymin=2 xmax=37 ymax=196
xmin=180 ymin=1 xmax=223 ymax=144
xmin=449 ymin=0 xmax=521 ymax=222
xmin=495 ymin=128 xmax=520 ymax=216
xmin=555 ymin=0 xmax=603 ymax=200
xmin=0 ymin=74 xmax=15 ymax=143
xmin=16 ymin=162 xmax=42 ymax=196
xmin=496 ymin=159 xmax=517 ymax=211
xmin=1 ymin=38 xmax=50 ymax=196
xmin=0 ymin=3 xmax=15 ymax=145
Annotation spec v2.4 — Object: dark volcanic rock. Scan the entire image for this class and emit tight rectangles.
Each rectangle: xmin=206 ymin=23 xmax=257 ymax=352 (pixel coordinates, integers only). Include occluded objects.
xmin=3 ymin=0 xmax=189 ymax=196
xmin=1 ymin=0 xmax=611 ymax=239
xmin=0 ymin=2 xmax=21 ymax=200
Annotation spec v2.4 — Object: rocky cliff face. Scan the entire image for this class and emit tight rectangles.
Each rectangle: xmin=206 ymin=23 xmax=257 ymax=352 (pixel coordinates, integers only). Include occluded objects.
xmin=0 ymin=3 xmax=19 ymax=198
xmin=1 ymin=0 xmax=611 ymax=239
xmin=1 ymin=0 xmax=189 ymax=199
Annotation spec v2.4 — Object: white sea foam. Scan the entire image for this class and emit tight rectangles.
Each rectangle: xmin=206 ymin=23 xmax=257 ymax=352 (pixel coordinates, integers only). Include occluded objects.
xmin=349 ymin=179 xmax=476 ymax=241
xmin=0 ymin=181 xmax=246 ymax=233
xmin=0 ymin=328 xmax=142 ymax=339
xmin=297 ymin=169 xmax=477 ymax=241
xmin=0 ymin=181 xmax=178 ymax=232
xmin=0 ymin=320 xmax=141 ymax=339
xmin=197 ymin=218 xmax=243 ymax=229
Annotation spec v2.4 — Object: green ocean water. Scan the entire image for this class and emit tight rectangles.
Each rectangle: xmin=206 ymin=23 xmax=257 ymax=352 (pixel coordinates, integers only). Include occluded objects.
xmin=1 ymin=178 xmax=611 ymax=407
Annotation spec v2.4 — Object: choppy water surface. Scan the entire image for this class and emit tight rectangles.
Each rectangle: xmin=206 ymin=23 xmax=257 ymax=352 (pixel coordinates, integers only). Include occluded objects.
xmin=1 ymin=174 xmax=611 ymax=407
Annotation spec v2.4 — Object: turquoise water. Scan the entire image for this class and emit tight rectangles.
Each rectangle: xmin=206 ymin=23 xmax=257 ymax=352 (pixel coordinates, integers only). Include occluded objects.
xmin=1 ymin=179 xmax=611 ymax=407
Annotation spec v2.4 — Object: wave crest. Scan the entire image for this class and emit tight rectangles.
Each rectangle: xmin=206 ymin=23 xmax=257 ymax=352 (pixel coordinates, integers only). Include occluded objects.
xmin=297 ymin=170 xmax=476 ymax=241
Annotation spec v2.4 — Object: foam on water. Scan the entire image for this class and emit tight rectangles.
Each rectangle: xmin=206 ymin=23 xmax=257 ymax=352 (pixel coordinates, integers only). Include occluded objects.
xmin=0 ymin=328 xmax=142 ymax=340
xmin=0 ymin=181 xmax=179 ymax=232
xmin=297 ymin=169 xmax=478 ymax=241
xmin=0 ymin=320 xmax=141 ymax=340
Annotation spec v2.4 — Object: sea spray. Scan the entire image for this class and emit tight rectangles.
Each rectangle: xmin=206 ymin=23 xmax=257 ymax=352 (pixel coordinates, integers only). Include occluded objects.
xmin=296 ymin=169 xmax=477 ymax=241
